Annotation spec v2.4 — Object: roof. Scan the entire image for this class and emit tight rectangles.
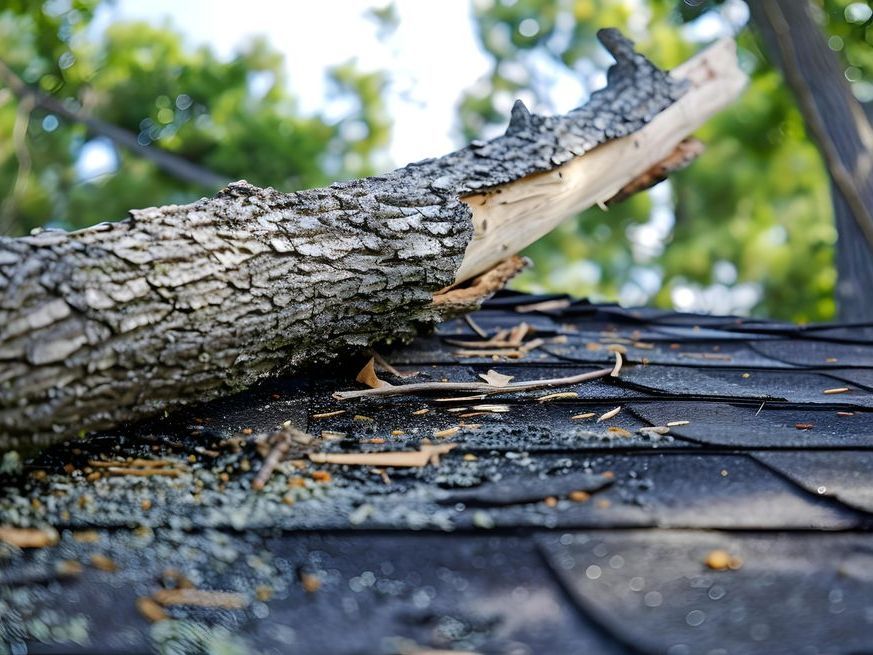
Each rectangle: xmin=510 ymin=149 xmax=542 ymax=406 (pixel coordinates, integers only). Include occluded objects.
xmin=2 ymin=291 xmax=872 ymax=654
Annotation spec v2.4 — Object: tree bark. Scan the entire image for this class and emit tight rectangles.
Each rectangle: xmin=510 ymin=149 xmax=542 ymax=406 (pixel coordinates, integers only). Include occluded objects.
xmin=0 ymin=29 xmax=744 ymax=451
xmin=749 ymin=0 xmax=873 ymax=322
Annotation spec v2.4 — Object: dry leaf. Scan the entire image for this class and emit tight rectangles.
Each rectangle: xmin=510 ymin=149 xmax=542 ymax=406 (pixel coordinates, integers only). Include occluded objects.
xmin=607 ymin=427 xmax=632 ymax=437
xmin=434 ymin=426 xmax=461 ymax=438
xmin=571 ymin=412 xmax=596 ymax=420
xmin=356 ymin=357 xmax=391 ymax=389
xmin=666 ymin=420 xmax=690 ymax=427
xmin=478 ymin=370 xmax=514 ymax=387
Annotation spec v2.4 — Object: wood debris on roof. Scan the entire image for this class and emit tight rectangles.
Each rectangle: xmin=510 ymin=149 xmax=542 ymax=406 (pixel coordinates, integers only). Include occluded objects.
xmin=2 ymin=292 xmax=872 ymax=653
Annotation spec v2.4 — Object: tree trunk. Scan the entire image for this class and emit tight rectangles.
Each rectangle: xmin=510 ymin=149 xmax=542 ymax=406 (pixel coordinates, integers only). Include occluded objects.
xmin=749 ymin=0 xmax=873 ymax=322
xmin=0 ymin=30 xmax=745 ymax=451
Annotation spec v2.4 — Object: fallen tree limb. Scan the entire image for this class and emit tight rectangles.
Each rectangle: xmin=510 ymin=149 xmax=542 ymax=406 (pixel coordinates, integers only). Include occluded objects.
xmin=0 ymin=30 xmax=745 ymax=450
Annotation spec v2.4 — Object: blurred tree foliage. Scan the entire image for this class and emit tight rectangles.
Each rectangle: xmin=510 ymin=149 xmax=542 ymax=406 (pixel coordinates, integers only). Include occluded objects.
xmin=0 ymin=0 xmax=389 ymax=235
xmin=462 ymin=0 xmax=873 ymax=322
xmin=1 ymin=1 xmax=870 ymax=322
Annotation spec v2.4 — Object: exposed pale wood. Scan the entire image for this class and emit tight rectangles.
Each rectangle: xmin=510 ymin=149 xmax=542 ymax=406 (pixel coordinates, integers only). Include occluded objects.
xmin=454 ymin=37 xmax=747 ymax=283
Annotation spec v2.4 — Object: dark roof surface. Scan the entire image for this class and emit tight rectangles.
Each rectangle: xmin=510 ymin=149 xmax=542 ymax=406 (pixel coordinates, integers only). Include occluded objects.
xmin=2 ymin=292 xmax=873 ymax=654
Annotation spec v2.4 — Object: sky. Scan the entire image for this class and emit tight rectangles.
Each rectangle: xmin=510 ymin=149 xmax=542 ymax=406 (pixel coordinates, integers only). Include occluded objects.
xmin=92 ymin=0 xmax=494 ymax=168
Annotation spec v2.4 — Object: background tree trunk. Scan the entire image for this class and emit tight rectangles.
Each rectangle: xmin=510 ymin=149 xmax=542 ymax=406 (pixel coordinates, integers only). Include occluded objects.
xmin=749 ymin=0 xmax=873 ymax=322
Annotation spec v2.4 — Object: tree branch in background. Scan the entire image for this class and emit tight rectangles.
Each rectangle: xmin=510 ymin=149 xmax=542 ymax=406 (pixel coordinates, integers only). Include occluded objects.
xmin=0 ymin=58 xmax=231 ymax=193
xmin=749 ymin=0 xmax=873 ymax=322
xmin=0 ymin=93 xmax=35 ymax=235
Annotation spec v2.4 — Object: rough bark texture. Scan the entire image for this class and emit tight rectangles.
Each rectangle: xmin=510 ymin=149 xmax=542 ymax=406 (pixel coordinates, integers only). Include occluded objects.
xmin=749 ymin=0 xmax=873 ymax=322
xmin=0 ymin=29 xmax=687 ymax=450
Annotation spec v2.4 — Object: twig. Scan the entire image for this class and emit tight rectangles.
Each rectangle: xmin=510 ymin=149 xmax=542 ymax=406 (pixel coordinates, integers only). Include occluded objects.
xmin=372 ymin=351 xmax=417 ymax=378
xmin=453 ymin=338 xmax=545 ymax=359
xmin=252 ymin=426 xmax=316 ymax=490
xmin=611 ymin=351 xmax=623 ymax=377
xmin=106 ymin=467 xmax=182 ymax=477
xmin=445 ymin=323 xmax=533 ymax=348
xmin=515 ymin=298 xmax=571 ymax=313
xmin=88 ymin=458 xmax=177 ymax=469
xmin=333 ymin=353 xmax=621 ymax=401
xmin=464 ymin=314 xmax=490 ymax=339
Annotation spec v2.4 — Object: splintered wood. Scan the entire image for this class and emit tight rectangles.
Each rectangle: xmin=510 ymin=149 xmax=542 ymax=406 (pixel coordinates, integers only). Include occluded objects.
xmin=308 ymin=444 xmax=456 ymax=468
xmin=0 ymin=526 xmax=59 ymax=548
xmin=455 ymin=37 xmax=747 ymax=282
xmin=152 ymin=588 xmax=249 ymax=609
xmin=86 ymin=458 xmax=187 ymax=478
xmin=446 ymin=322 xmax=546 ymax=359
xmin=252 ymin=426 xmax=319 ymax=490
xmin=597 ymin=406 xmax=622 ymax=422
xmin=372 ymin=351 xmax=417 ymax=378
